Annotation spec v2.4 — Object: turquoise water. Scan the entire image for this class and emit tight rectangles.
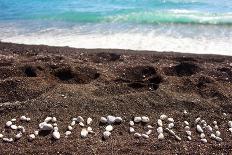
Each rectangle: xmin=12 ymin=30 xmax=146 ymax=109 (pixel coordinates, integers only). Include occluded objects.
xmin=0 ymin=0 xmax=232 ymax=55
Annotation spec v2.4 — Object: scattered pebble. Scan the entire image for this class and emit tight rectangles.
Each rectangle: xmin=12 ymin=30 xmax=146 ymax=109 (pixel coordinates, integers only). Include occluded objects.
xmin=11 ymin=125 xmax=17 ymax=130
xmin=44 ymin=117 xmax=52 ymax=123
xmin=3 ymin=138 xmax=13 ymax=143
xmin=184 ymin=121 xmax=189 ymax=126
xmin=210 ymin=133 xmax=216 ymax=139
xmin=72 ymin=118 xmax=78 ymax=122
xmin=39 ymin=122 xmax=53 ymax=131
xmin=65 ymin=131 xmax=71 ymax=136
xmin=115 ymin=117 xmax=123 ymax=123
xmin=229 ymin=128 xmax=232 ymax=133
xmin=107 ymin=115 xmax=116 ymax=124
xmin=157 ymin=119 xmax=163 ymax=127
xmin=52 ymin=131 xmax=60 ymax=140
xmin=34 ymin=130 xmax=39 ymax=136
xmin=228 ymin=121 xmax=232 ymax=128
xmin=71 ymin=121 xmax=76 ymax=126
xmin=146 ymin=130 xmax=152 ymax=135
xmin=134 ymin=117 xmax=142 ymax=123
xmin=147 ymin=125 xmax=153 ymax=129
xmin=197 ymin=125 xmax=203 ymax=133
xmin=11 ymin=118 xmax=16 ymax=122
xmin=6 ymin=121 xmax=12 ymax=127
xmin=87 ymin=117 xmax=93 ymax=125
xmin=158 ymin=133 xmax=164 ymax=140
xmin=134 ymin=133 xmax=141 ymax=138
xmin=52 ymin=117 xmax=57 ymax=122
xmin=160 ymin=114 xmax=167 ymax=120
xmin=81 ymin=128 xmax=88 ymax=138
xmin=100 ymin=117 xmax=107 ymax=124
xmin=68 ymin=125 xmax=73 ymax=131
xmin=184 ymin=110 xmax=188 ymax=114
xmin=15 ymin=133 xmax=23 ymax=139
xmin=79 ymin=122 xmax=85 ymax=127
xmin=103 ymin=131 xmax=111 ymax=139
xmin=17 ymin=126 xmax=25 ymax=133
xmin=129 ymin=121 xmax=134 ymax=126
xmin=87 ymin=127 xmax=93 ymax=132
xmin=206 ymin=125 xmax=213 ymax=132
xmin=77 ymin=116 xmax=84 ymax=123
xmin=200 ymin=133 xmax=205 ymax=139
xmin=0 ymin=134 xmax=3 ymax=138
xmin=142 ymin=134 xmax=149 ymax=139
xmin=216 ymin=131 xmax=221 ymax=137
xmin=214 ymin=125 xmax=219 ymax=130
xmin=54 ymin=127 xmax=58 ymax=131
xmin=201 ymin=138 xmax=207 ymax=143
xmin=157 ymin=127 xmax=163 ymax=134
xmin=129 ymin=127 xmax=135 ymax=133
xmin=168 ymin=123 xmax=174 ymax=129
xmin=216 ymin=137 xmax=222 ymax=142
xmin=26 ymin=118 xmax=31 ymax=122
xmin=141 ymin=116 xmax=149 ymax=123
xmin=106 ymin=125 xmax=113 ymax=132
xmin=186 ymin=131 xmax=191 ymax=136
xmin=184 ymin=126 xmax=190 ymax=130
xmin=195 ymin=117 xmax=201 ymax=124
xmin=213 ymin=121 xmax=217 ymax=125
xmin=187 ymin=136 xmax=192 ymax=141
xmin=20 ymin=116 xmax=27 ymax=121
xmin=167 ymin=118 xmax=174 ymax=122
xmin=28 ymin=134 xmax=36 ymax=141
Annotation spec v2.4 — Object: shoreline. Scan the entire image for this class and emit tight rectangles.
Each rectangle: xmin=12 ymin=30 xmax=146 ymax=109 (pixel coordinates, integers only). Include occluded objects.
xmin=0 ymin=42 xmax=232 ymax=154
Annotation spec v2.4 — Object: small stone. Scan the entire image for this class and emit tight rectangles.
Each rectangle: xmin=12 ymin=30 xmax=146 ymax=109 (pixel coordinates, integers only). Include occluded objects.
xmin=129 ymin=121 xmax=134 ymax=126
xmin=197 ymin=125 xmax=203 ymax=133
xmin=157 ymin=127 xmax=163 ymax=134
xmin=87 ymin=127 xmax=92 ymax=132
xmin=17 ymin=126 xmax=25 ymax=133
xmin=77 ymin=116 xmax=84 ymax=123
xmin=187 ymin=136 xmax=192 ymax=141
xmin=79 ymin=122 xmax=85 ymax=127
xmin=54 ymin=127 xmax=58 ymax=131
xmin=11 ymin=125 xmax=17 ymax=130
xmin=26 ymin=118 xmax=31 ymax=122
xmin=68 ymin=125 xmax=73 ymax=131
xmin=134 ymin=133 xmax=141 ymax=138
xmin=39 ymin=123 xmax=53 ymax=131
xmin=142 ymin=134 xmax=149 ymax=139
xmin=100 ymin=117 xmax=107 ymax=124
xmin=134 ymin=117 xmax=142 ymax=123
xmin=214 ymin=125 xmax=219 ymax=130
xmin=195 ymin=117 xmax=201 ymax=124
xmin=213 ymin=121 xmax=217 ymax=125
xmin=81 ymin=128 xmax=88 ymax=138
xmin=228 ymin=121 xmax=232 ymax=128
xmin=210 ymin=133 xmax=216 ymax=139
xmin=200 ymin=133 xmax=205 ymax=138
xmin=206 ymin=125 xmax=213 ymax=132
xmin=184 ymin=110 xmax=188 ymax=114
xmin=146 ymin=130 xmax=152 ymax=135
xmin=147 ymin=125 xmax=153 ymax=129
xmin=115 ymin=117 xmax=123 ymax=123
xmin=201 ymin=138 xmax=207 ymax=143
xmin=158 ymin=133 xmax=164 ymax=140
xmin=107 ymin=115 xmax=116 ymax=124
xmin=87 ymin=117 xmax=93 ymax=125
xmin=186 ymin=131 xmax=191 ymax=136
xmin=6 ymin=121 xmax=12 ymax=127
xmin=53 ymin=123 xmax=58 ymax=127
xmin=141 ymin=116 xmax=149 ymax=123
xmin=20 ymin=116 xmax=27 ymax=121
xmin=184 ymin=121 xmax=189 ymax=126
xmin=167 ymin=118 xmax=174 ymax=122
xmin=160 ymin=114 xmax=167 ymax=120
xmin=129 ymin=127 xmax=135 ymax=133
xmin=15 ymin=133 xmax=23 ymax=139
xmin=168 ymin=129 xmax=175 ymax=136
xmin=229 ymin=128 xmax=232 ymax=133
xmin=175 ymin=135 xmax=181 ymax=141
xmin=215 ymin=137 xmax=222 ymax=142
xmin=201 ymin=120 xmax=206 ymax=125
xmin=71 ymin=121 xmax=76 ymax=126
xmin=223 ymin=113 xmax=227 ymax=116
xmin=65 ymin=131 xmax=71 ymax=136
xmin=72 ymin=118 xmax=78 ymax=121
xmin=157 ymin=119 xmax=163 ymax=127
xmin=184 ymin=126 xmax=190 ymax=130
xmin=3 ymin=138 xmax=13 ymax=143
xmin=44 ymin=117 xmax=52 ymax=123
xmin=52 ymin=117 xmax=57 ymax=122
xmin=168 ymin=123 xmax=174 ymax=129
xmin=52 ymin=131 xmax=60 ymax=140
xmin=34 ymin=130 xmax=39 ymax=136
xmin=28 ymin=134 xmax=35 ymax=141
xmin=0 ymin=134 xmax=3 ymax=138
xmin=106 ymin=125 xmax=113 ymax=132
xmin=216 ymin=131 xmax=221 ymax=137
xmin=103 ymin=131 xmax=111 ymax=139
xmin=11 ymin=118 xmax=16 ymax=122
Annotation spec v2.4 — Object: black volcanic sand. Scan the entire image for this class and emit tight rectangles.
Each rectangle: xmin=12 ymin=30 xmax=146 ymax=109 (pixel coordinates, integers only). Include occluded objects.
xmin=0 ymin=42 xmax=232 ymax=154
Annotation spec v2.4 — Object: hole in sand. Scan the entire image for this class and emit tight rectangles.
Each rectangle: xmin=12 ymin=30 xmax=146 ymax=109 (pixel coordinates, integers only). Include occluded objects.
xmin=24 ymin=66 xmax=37 ymax=77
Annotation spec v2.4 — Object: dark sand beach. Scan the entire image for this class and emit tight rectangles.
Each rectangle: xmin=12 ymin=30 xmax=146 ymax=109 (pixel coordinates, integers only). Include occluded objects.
xmin=0 ymin=42 xmax=232 ymax=154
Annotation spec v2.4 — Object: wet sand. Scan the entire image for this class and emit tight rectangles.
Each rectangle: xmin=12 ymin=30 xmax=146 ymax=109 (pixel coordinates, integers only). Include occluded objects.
xmin=0 ymin=42 xmax=232 ymax=154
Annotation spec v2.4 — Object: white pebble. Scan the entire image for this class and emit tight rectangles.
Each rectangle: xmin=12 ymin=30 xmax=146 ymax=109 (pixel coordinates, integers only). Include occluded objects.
xmin=3 ymin=138 xmax=13 ymax=143
xmin=184 ymin=121 xmax=189 ymax=126
xmin=206 ymin=125 xmax=213 ymax=132
xmin=71 ymin=121 xmax=76 ymax=126
xmin=160 ymin=114 xmax=167 ymax=120
xmin=200 ymin=133 xmax=205 ymax=138
xmin=11 ymin=125 xmax=17 ymax=130
xmin=68 ymin=125 xmax=73 ymax=131
xmin=184 ymin=126 xmax=190 ymax=130
xmin=100 ymin=117 xmax=107 ymax=124
xmin=17 ymin=126 xmax=25 ymax=133
xmin=201 ymin=138 xmax=207 ymax=143
xmin=195 ymin=117 xmax=201 ymax=124
xmin=87 ymin=127 xmax=92 ymax=132
xmin=146 ymin=130 xmax=152 ymax=135
xmin=34 ymin=130 xmax=39 ymax=136
xmin=106 ymin=125 xmax=113 ymax=132
xmin=52 ymin=131 xmax=60 ymax=140
xmin=79 ymin=122 xmax=85 ymax=127
xmin=20 ymin=116 xmax=27 ymax=121
xmin=53 ymin=123 xmax=58 ymax=127
xmin=39 ymin=123 xmax=53 ymax=131
xmin=15 ymin=133 xmax=23 ymax=139
xmin=167 ymin=118 xmax=174 ymax=122
xmin=216 ymin=137 xmax=222 ymax=142
xmin=216 ymin=131 xmax=221 ymax=137
xmin=147 ymin=125 xmax=153 ymax=129
xmin=44 ymin=117 xmax=52 ymax=123
xmin=72 ymin=118 xmax=77 ymax=121
xmin=129 ymin=127 xmax=135 ymax=133
xmin=26 ymin=118 xmax=31 ymax=122
xmin=77 ymin=116 xmax=84 ymax=123
xmin=197 ymin=125 xmax=203 ymax=133
xmin=87 ymin=117 xmax=93 ymax=125
xmin=184 ymin=110 xmax=188 ymax=114
xmin=186 ymin=131 xmax=191 ymax=136
xmin=142 ymin=134 xmax=149 ymax=139
xmin=228 ymin=121 xmax=232 ymax=128
xmin=52 ymin=117 xmax=57 ymax=122
xmin=134 ymin=117 xmax=142 ymax=123
xmin=11 ymin=118 xmax=16 ymax=122
xmin=168 ymin=129 xmax=175 ymax=136
xmin=129 ymin=121 xmax=134 ymax=126
xmin=168 ymin=123 xmax=174 ymax=129
xmin=6 ymin=121 xmax=12 ymax=127
xmin=157 ymin=119 xmax=163 ymax=127
xmin=157 ymin=127 xmax=163 ymax=134
xmin=210 ymin=133 xmax=216 ymax=139
xmin=214 ymin=125 xmax=219 ymax=130
xmin=201 ymin=120 xmax=206 ymax=125
xmin=28 ymin=134 xmax=35 ymax=141
xmin=141 ymin=116 xmax=150 ymax=123
xmin=158 ymin=133 xmax=164 ymax=140
xmin=213 ymin=121 xmax=217 ymax=125
xmin=107 ymin=115 xmax=116 ymax=124
xmin=54 ymin=127 xmax=58 ymax=131
xmin=115 ymin=117 xmax=123 ymax=123
xmin=175 ymin=135 xmax=181 ymax=141
xmin=103 ymin=131 xmax=111 ymax=139
xmin=0 ymin=134 xmax=3 ymax=138
xmin=65 ymin=131 xmax=71 ymax=136
xmin=187 ymin=136 xmax=192 ymax=141
xmin=134 ymin=133 xmax=141 ymax=138
xmin=223 ymin=113 xmax=227 ymax=116
xmin=81 ymin=128 xmax=88 ymax=138
xmin=229 ymin=128 xmax=232 ymax=133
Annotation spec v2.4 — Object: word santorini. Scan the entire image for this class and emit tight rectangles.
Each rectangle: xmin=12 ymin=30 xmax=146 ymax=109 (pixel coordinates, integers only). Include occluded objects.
xmin=1 ymin=112 xmax=232 ymax=143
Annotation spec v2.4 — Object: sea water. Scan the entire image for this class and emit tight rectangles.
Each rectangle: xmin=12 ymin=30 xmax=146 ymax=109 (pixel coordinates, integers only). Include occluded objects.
xmin=0 ymin=0 xmax=232 ymax=55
